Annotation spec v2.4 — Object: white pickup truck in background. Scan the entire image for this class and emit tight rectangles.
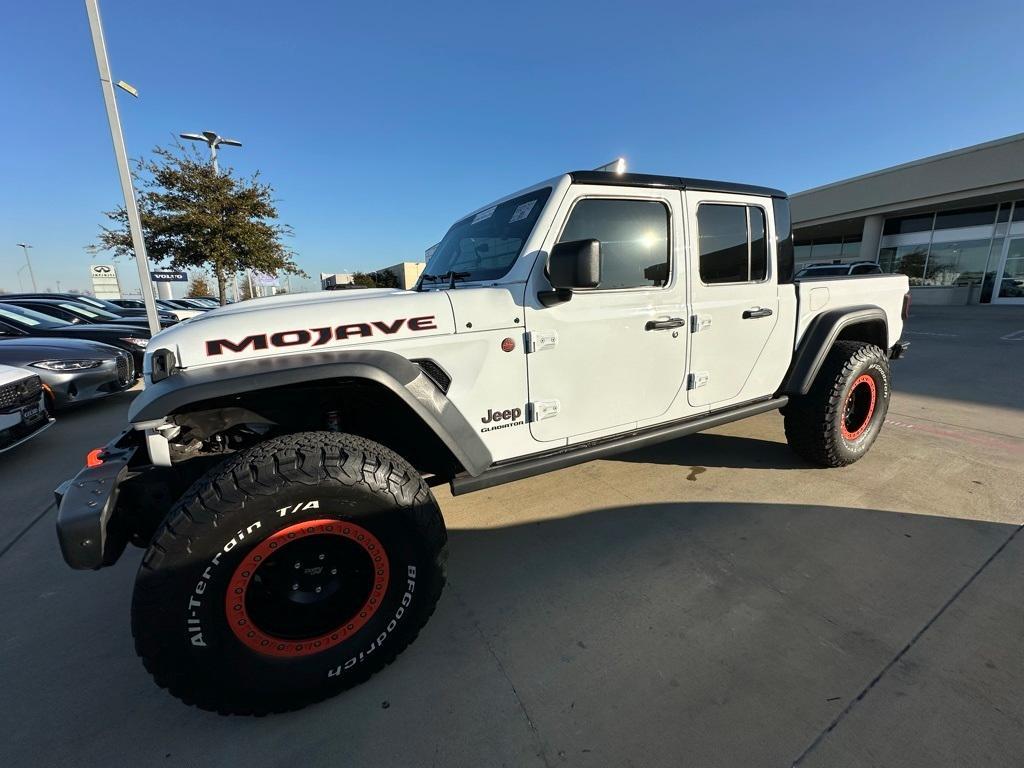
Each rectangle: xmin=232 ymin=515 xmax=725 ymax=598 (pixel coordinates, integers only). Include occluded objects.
xmin=55 ymin=168 xmax=910 ymax=714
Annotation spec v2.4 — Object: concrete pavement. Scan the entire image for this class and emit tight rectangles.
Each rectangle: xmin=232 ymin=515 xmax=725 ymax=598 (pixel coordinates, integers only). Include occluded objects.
xmin=0 ymin=305 xmax=1021 ymax=767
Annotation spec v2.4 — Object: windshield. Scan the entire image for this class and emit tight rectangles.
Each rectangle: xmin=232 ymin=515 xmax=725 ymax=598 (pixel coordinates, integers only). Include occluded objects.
xmin=0 ymin=304 xmax=66 ymax=329
xmin=70 ymin=295 xmax=106 ymax=309
xmin=421 ymin=187 xmax=551 ymax=284
xmin=60 ymin=302 xmax=120 ymax=320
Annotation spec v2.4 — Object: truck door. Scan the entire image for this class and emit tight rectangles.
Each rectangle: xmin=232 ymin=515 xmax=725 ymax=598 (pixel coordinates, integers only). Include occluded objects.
xmin=524 ymin=186 xmax=689 ymax=443
xmin=685 ymin=192 xmax=781 ymax=408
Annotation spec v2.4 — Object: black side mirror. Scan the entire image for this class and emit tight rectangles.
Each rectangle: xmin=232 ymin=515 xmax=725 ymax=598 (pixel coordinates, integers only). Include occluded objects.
xmin=540 ymin=239 xmax=601 ymax=306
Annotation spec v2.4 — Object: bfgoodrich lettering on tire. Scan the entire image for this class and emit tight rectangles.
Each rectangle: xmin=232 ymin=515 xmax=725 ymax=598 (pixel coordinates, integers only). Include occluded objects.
xmin=131 ymin=432 xmax=446 ymax=715
xmin=783 ymin=341 xmax=891 ymax=467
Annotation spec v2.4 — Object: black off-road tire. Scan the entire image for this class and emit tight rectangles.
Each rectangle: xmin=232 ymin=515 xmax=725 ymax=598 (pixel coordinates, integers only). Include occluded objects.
xmin=784 ymin=341 xmax=891 ymax=467
xmin=132 ymin=432 xmax=446 ymax=715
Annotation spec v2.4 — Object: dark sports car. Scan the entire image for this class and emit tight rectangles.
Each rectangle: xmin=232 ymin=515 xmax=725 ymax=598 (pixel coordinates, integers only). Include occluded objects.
xmin=0 ymin=303 xmax=150 ymax=370
xmin=0 ymin=337 xmax=136 ymax=410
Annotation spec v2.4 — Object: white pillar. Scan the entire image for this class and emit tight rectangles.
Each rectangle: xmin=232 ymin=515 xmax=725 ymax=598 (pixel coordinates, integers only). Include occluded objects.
xmin=156 ymin=281 xmax=173 ymax=299
xmin=860 ymin=214 xmax=884 ymax=262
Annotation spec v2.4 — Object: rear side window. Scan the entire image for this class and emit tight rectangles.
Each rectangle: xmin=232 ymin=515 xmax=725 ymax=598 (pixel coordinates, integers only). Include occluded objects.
xmin=749 ymin=207 xmax=767 ymax=281
xmin=773 ymin=198 xmax=794 ymax=283
xmin=559 ymin=198 xmax=670 ymax=289
xmin=697 ymin=204 xmax=770 ymax=284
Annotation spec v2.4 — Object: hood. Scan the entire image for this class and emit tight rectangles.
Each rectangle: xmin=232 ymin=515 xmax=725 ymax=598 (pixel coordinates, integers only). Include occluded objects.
xmin=152 ymin=289 xmax=455 ymax=369
xmin=0 ymin=337 xmax=124 ymax=365
xmin=0 ymin=363 xmax=35 ymax=388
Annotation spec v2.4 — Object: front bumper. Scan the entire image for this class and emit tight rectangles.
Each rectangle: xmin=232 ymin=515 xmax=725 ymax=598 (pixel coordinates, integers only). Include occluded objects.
xmin=44 ymin=355 xmax=136 ymax=409
xmin=0 ymin=395 xmax=53 ymax=453
xmin=55 ymin=431 xmax=137 ymax=569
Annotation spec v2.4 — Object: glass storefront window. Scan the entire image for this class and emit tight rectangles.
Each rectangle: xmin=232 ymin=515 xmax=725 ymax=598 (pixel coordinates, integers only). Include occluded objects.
xmin=892 ymin=245 xmax=928 ymax=284
xmin=978 ymin=237 xmax=1004 ymax=303
xmin=841 ymin=238 xmax=862 ymax=261
xmin=810 ymin=240 xmax=842 ymax=261
xmin=934 ymin=205 xmax=997 ymax=230
xmin=1012 ymin=202 xmax=1024 ymax=222
xmin=922 ymin=239 xmax=993 ymax=286
xmin=883 ymin=214 xmax=934 ymax=235
xmin=997 ymin=238 xmax=1024 ymax=299
xmin=878 ymin=247 xmax=897 ymax=273
xmin=794 ymin=244 xmax=812 ymax=264
xmin=996 ymin=204 xmax=1011 ymax=223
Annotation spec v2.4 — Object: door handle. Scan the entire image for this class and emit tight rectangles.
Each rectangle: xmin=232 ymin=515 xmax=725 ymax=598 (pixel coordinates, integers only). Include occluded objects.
xmin=645 ymin=317 xmax=687 ymax=331
xmin=742 ymin=307 xmax=773 ymax=319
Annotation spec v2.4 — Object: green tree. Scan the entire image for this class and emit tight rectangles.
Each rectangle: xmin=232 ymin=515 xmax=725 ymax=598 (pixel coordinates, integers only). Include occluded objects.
xmin=351 ymin=271 xmax=376 ymax=288
xmin=186 ymin=272 xmax=213 ymax=298
xmin=239 ymin=278 xmax=255 ymax=301
xmin=369 ymin=268 xmax=400 ymax=288
xmin=349 ymin=269 xmax=399 ymax=289
xmin=96 ymin=143 xmax=304 ymax=304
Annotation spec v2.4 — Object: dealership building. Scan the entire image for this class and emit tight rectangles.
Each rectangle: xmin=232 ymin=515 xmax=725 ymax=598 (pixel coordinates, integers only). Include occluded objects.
xmin=791 ymin=133 xmax=1024 ymax=304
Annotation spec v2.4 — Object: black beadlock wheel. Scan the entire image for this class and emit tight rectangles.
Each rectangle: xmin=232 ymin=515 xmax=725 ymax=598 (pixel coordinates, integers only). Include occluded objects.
xmin=131 ymin=432 xmax=446 ymax=715
xmin=784 ymin=341 xmax=891 ymax=467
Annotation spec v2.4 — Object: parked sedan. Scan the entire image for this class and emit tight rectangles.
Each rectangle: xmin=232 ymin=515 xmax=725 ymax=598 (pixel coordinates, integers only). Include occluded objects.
xmin=1 ymin=297 xmax=175 ymax=330
xmin=0 ymin=363 xmax=52 ymax=453
xmin=111 ymin=298 xmax=204 ymax=320
xmin=3 ymin=293 xmax=180 ymax=325
xmin=0 ymin=303 xmax=150 ymax=370
xmin=0 ymin=337 xmax=135 ymax=410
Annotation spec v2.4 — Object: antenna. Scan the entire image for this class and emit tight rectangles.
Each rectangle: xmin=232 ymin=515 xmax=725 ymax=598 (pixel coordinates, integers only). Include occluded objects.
xmin=593 ymin=157 xmax=627 ymax=174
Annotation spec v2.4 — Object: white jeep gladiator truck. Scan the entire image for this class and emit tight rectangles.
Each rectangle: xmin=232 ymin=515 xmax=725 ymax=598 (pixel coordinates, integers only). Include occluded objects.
xmin=55 ymin=169 xmax=910 ymax=713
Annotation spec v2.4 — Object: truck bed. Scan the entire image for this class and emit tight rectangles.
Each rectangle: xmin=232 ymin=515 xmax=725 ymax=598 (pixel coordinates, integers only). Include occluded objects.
xmin=793 ymin=273 xmax=909 ymax=349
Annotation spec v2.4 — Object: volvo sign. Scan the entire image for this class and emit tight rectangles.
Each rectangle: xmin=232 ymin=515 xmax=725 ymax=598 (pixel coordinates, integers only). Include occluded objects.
xmin=150 ymin=270 xmax=188 ymax=282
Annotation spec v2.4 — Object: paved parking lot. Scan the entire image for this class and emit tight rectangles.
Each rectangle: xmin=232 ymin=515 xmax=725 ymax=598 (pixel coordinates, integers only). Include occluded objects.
xmin=0 ymin=305 xmax=1021 ymax=768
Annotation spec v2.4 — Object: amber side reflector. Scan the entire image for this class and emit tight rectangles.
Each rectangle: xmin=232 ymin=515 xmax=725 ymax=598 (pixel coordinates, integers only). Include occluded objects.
xmin=86 ymin=448 xmax=105 ymax=468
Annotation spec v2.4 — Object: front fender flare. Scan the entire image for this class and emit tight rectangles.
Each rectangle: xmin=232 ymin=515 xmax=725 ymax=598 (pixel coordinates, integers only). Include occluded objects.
xmin=128 ymin=349 xmax=492 ymax=477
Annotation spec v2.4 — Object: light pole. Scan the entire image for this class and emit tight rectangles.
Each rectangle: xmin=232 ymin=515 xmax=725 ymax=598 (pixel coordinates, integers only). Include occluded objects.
xmin=16 ymin=243 xmax=37 ymax=291
xmin=84 ymin=0 xmax=162 ymax=335
xmin=180 ymin=131 xmax=243 ymax=300
xmin=179 ymin=131 xmax=241 ymax=176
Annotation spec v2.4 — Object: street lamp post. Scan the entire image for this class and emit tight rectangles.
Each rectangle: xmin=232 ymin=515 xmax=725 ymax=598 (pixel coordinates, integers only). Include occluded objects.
xmin=179 ymin=131 xmax=242 ymax=175
xmin=180 ymin=131 xmax=243 ymax=301
xmin=16 ymin=243 xmax=37 ymax=291
xmin=84 ymin=0 xmax=162 ymax=336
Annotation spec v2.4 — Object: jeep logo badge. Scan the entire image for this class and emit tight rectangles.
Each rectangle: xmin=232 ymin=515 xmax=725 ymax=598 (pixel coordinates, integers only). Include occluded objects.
xmin=481 ymin=407 xmax=522 ymax=425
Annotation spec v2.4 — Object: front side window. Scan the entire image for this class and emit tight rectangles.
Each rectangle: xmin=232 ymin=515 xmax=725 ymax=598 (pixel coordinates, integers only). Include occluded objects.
xmin=421 ymin=188 xmax=552 ymax=284
xmin=558 ymin=198 xmax=670 ymax=289
xmin=697 ymin=204 xmax=770 ymax=284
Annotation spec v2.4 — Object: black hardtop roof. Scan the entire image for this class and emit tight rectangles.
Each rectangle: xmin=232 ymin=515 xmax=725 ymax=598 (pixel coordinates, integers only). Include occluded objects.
xmin=569 ymin=170 xmax=786 ymax=199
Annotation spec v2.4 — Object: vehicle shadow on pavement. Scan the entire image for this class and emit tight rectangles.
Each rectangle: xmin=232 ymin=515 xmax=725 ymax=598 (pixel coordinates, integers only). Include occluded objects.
xmin=611 ymin=431 xmax=808 ymax=470
xmin=1 ymin=498 xmax=1019 ymax=768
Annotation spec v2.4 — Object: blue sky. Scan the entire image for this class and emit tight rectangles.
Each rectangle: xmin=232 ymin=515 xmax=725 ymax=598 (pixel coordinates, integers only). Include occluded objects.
xmin=2 ymin=0 xmax=1023 ymax=295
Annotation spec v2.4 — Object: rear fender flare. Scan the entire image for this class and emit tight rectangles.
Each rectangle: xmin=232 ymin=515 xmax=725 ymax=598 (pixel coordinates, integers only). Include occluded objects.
xmin=779 ymin=306 xmax=888 ymax=396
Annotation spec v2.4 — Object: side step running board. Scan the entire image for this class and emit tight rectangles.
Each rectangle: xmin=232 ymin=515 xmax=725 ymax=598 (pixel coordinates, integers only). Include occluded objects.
xmin=450 ymin=396 xmax=788 ymax=495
